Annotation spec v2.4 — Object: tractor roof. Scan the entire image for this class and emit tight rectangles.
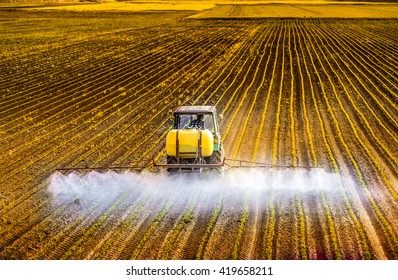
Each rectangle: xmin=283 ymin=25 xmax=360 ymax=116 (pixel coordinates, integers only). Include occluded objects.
xmin=174 ymin=105 xmax=216 ymax=114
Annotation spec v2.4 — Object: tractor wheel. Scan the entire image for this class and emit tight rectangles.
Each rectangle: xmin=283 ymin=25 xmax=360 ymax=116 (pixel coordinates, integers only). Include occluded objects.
xmin=209 ymin=146 xmax=224 ymax=175
xmin=166 ymin=156 xmax=178 ymax=173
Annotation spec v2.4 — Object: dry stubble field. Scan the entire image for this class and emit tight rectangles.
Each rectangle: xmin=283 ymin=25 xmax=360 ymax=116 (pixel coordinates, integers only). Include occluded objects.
xmin=0 ymin=2 xmax=398 ymax=259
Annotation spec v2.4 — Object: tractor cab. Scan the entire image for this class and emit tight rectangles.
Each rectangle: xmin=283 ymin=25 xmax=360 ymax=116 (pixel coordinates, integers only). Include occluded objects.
xmin=172 ymin=106 xmax=220 ymax=135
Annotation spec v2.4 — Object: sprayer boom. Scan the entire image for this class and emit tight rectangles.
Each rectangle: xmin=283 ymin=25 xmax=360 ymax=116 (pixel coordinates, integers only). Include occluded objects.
xmin=223 ymin=159 xmax=320 ymax=170
xmin=56 ymin=106 xmax=318 ymax=174
xmin=56 ymin=157 xmax=318 ymax=174
xmin=56 ymin=160 xmax=151 ymax=172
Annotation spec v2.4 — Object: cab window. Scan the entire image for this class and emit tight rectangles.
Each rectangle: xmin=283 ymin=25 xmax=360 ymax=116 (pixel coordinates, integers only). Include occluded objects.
xmin=174 ymin=113 xmax=215 ymax=133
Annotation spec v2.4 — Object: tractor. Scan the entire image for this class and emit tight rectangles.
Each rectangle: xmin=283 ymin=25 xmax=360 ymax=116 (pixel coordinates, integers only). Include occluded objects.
xmin=164 ymin=105 xmax=224 ymax=173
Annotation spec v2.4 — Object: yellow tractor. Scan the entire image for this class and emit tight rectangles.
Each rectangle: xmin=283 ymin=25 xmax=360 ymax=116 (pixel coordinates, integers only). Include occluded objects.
xmin=162 ymin=106 xmax=224 ymax=173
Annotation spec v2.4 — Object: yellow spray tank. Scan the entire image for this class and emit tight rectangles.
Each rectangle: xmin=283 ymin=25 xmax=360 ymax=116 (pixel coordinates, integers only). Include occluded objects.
xmin=166 ymin=129 xmax=214 ymax=158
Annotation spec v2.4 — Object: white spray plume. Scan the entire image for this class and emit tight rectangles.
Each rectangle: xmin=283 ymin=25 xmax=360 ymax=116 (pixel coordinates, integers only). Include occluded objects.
xmin=47 ymin=168 xmax=353 ymax=211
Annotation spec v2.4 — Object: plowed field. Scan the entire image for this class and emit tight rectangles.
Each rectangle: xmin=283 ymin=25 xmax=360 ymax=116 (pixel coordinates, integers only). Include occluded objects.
xmin=1 ymin=7 xmax=398 ymax=260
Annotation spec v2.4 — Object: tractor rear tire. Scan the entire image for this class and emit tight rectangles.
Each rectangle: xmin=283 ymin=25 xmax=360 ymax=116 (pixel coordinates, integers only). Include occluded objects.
xmin=209 ymin=146 xmax=224 ymax=175
xmin=167 ymin=156 xmax=178 ymax=173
